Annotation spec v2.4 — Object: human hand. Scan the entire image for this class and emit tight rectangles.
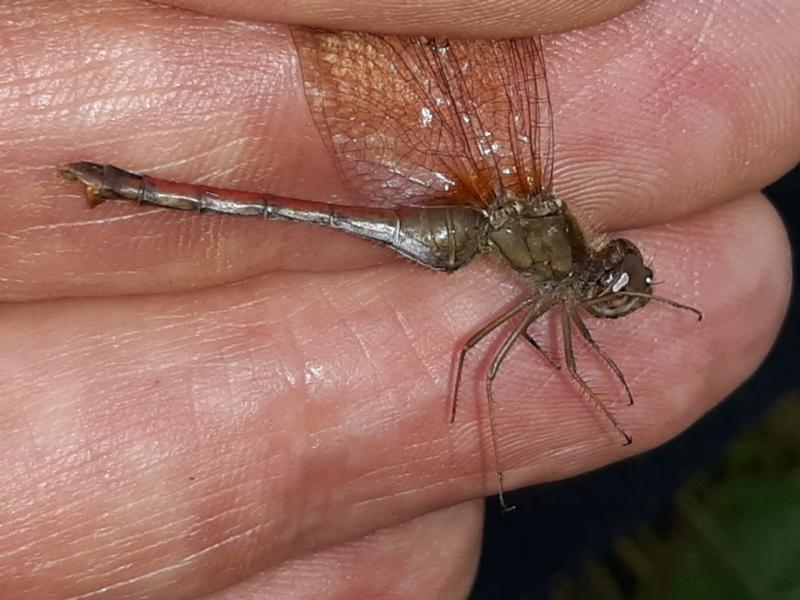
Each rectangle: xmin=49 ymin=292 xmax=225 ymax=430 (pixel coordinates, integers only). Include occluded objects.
xmin=1 ymin=0 xmax=797 ymax=597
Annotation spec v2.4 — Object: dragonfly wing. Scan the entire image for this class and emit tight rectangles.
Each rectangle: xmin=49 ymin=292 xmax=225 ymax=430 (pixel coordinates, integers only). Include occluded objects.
xmin=291 ymin=29 xmax=554 ymax=207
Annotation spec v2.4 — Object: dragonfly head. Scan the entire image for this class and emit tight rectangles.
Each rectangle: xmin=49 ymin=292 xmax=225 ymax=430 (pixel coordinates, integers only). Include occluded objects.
xmin=583 ymin=239 xmax=653 ymax=318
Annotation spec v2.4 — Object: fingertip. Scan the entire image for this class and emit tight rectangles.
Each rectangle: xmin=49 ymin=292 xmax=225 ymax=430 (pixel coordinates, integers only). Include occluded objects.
xmin=164 ymin=0 xmax=645 ymax=37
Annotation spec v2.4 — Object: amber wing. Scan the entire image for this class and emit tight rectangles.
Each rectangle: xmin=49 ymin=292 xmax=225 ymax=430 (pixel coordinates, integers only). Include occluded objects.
xmin=291 ymin=29 xmax=555 ymax=208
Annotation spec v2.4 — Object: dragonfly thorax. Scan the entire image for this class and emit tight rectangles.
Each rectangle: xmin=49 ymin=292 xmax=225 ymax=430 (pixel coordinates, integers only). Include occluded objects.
xmin=484 ymin=193 xmax=589 ymax=281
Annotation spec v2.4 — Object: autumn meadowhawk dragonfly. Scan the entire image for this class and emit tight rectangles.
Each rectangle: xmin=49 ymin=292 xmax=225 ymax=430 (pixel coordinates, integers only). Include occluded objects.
xmin=58 ymin=28 xmax=701 ymax=511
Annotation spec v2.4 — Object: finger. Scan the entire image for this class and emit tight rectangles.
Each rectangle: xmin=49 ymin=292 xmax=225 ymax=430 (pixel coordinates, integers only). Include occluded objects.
xmin=1 ymin=0 xmax=798 ymax=299
xmin=209 ymin=501 xmax=482 ymax=600
xmin=0 ymin=194 xmax=789 ymax=595
xmin=164 ymin=0 xmax=644 ymax=38
xmin=550 ymin=1 xmax=800 ymax=230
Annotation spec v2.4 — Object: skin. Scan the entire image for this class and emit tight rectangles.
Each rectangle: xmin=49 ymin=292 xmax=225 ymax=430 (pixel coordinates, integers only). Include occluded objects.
xmin=0 ymin=0 xmax=798 ymax=597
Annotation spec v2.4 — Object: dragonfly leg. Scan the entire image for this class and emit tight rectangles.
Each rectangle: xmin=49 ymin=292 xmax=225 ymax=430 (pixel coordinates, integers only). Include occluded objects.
xmin=561 ymin=307 xmax=632 ymax=445
xmin=449 ymin=298 xmax=535 ymax=423
xmin=568 ymin=308 xmax=634 ymax=406
xmin=523 ymin=330 xmax=561 ymax=371
xmin=483 ymin=301 xmax=553 ymax=512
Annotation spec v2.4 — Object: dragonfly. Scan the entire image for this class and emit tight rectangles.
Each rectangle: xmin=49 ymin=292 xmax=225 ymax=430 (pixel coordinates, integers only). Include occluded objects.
xmin=58 ymin=28 xmax=701 ymax=511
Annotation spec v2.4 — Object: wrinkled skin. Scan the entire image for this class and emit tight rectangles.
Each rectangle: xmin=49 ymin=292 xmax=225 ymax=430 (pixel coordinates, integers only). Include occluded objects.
xmin=0 ymin=0 xmax=798 ymax=598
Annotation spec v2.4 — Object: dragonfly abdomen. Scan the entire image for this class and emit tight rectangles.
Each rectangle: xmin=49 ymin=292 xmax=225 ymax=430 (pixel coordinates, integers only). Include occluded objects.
xmin=387 ymin=206 xmax=487 ymax=271
xmin=58 ymin=162 xmax=487 ymax=271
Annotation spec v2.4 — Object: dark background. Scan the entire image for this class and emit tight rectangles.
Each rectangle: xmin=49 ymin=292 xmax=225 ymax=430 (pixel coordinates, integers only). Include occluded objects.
xmin=471 ymin=162 xmax=799 ymax=599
